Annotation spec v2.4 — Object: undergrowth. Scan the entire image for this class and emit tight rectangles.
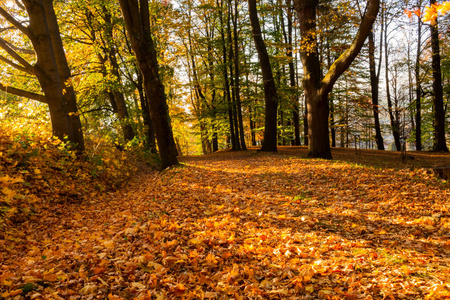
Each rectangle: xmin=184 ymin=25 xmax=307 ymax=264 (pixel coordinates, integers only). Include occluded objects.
xmin=0 ymin=123 xmax=155 ymax=230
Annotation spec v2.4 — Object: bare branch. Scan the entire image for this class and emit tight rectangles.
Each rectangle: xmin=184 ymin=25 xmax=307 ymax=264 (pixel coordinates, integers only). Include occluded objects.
xmin=0 ymin=26 xmax=16 ymax=33
xmin=0 ymin=55 xmax=33 ymax=74
xmin=1 ymin=39 xmax=34 ymax=54
xmin=0 ymin=83 xmax=46 ymax=103
xmin=0 ymin=6 xmax=30 ymax=36
xmin=0 ymin=38 xmax=34 ymax=74
xmin=15 ymin=0 xmax=26 ymax=10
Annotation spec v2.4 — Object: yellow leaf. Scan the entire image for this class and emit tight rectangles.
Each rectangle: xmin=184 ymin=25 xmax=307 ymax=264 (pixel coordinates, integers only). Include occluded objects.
xmin=305 ymin=285 xmax=314 ymax=293
xmin=131 ymin=282 xmax=146 ymax=289
xmin=103 ymin=240 xmax=115 ymax=248
xmin=79 ymin=284 xmax=98 ymax=295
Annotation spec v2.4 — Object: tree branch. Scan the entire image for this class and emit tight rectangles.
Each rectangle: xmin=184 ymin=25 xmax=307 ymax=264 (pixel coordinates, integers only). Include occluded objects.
xmin=0 ymin=83 xmax=46 ymax=103
xmin=0 ymin=6 xmax=30 ymax=36
xmin=321 ymin=0 xmax=380 ymax=96
xmin=2 ymin=39 xmax=34 ymax=54
xmin=0 ymin=55 xmax=33 ymax=74
xmin=0 ymin=38 xmax=35 ymax=74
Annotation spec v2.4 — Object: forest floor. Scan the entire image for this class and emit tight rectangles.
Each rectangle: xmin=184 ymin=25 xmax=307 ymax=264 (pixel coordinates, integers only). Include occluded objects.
xmin=1 ymin=146 xmax=450 ymax=299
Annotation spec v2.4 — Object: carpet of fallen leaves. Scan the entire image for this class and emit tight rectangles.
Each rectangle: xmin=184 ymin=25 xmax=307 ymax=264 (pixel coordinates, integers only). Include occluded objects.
xmin=1 ymin=147 xmax=450 ymax=299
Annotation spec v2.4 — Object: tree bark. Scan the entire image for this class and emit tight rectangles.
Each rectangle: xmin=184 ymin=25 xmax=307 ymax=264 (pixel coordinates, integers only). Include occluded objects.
xmin=384 ymin=14 xmax=401 ymax=152
xmin=227 ymin=0 xmax=241 ymax=151
xmin=103 ymin=9 xmax=135 ymax=142
xmin=248 ymin=0 xmax=278 ymax=152
xmin=285 ymin=0 xmax=300 ymax=145
xmin=294 ymin=0 xmax=379 ymax=159
xmin=0 ymin=0 xmax=85 ymax=151
xmin=368 ymin=30 xmax=385 ymax=150
xmin=218 ymin=0 xmax=237 ymax=150
xmin=21 ymin=0 xmax=85 ymax=151
xmin=429 ymin=0 xmax=448 ymax=152
xmin=119 ymin=0 xmax=179 ymax=168
xmin=415 ymin=8 xmax=422 ymax=151
xmin=233 ymin=0 xmax=247 ymax=150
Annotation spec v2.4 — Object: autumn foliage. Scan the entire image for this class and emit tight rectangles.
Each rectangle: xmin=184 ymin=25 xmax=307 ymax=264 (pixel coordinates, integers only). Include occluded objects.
xmin=0 ymin=122 xmax=139 ymax=229
xmin=1 ymin=131 xmax=450 ymax=299
xmin=406 ymin=1 xmax=450 ymax=22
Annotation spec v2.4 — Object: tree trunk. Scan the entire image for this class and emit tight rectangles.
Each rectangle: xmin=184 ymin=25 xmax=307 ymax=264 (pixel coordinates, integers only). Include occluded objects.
xmin=42 ymin=0 xmax=85 ymax=151
xmin=429 ymin=0 xmax=448 ymax=152
xmin=294 ymin=0 xmax=379 ymax=159
xmin=285 ymin=0 xmax=300 ymax=146
xmin=248 ymin=0 xmax=278 ymax=152
xmin=108 ymin=47 xmax=135 ymax=142
xmin=415 ymin=8 xmax=422 ymax=151
xmin=295 ymin=0 xmax=331 ymax=158
xmin=137 ymin=70 xmax=156 ymax=152
xmin=119 ymin=0 xmax=178 ymax=168
xmin=218 ymin=0 xmax=237 ymax=150
xmin=17 ymin=0 xmax=85 ymax=151
xmin=227 ymin=0 xmax=241 ymax=151
xmin=368 ymin=31 xmax=385 ymax=150
xmin=384 ymin=20 xmax=401 ymax=151
xmin=233 ymin=0 xmax=247 ymax=150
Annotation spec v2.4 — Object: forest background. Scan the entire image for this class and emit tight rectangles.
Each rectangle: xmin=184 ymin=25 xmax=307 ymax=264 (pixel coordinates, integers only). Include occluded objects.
xmin=1 ymin=0 xmax=450 ymax=161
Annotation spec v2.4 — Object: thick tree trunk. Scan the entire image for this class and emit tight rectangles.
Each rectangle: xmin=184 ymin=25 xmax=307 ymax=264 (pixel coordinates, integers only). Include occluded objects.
xmin=119 ymin=0 xmax=178 ymax=168
xmin=429 ymin=0 xmax=448 ymax=152
xmin=42 ymin=0 xmax=84 ymax=151
xmin=248 ymin=0 xmax=278 ymax=152
xmin=21 ymin=0 xmax=84 ymax=151
xmin=295 ymin=0 xmax=331 ymax=158
xmin=294 ymin=0 xmax=379 ymax=159
xmin=368 ymin=31 xmax=385 ymax=150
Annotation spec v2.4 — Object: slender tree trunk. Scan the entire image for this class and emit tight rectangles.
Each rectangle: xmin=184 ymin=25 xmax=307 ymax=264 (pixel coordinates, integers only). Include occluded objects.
xmin=429 ymin=0 xmax=448 ymax=151
xmin=227 ymin=0 xmax=241 ymax=151
xmin=137 ymin=70 xmax=156 ymax=152
xmin=233 ymin=0 xmax=247 ymax=150
xmin=304 ymin=98 xmax=308 ymax=145
xmin=109 ymin=49 xmax=136 ymax=141
xmin=415 ymin=10 xmax=422 ymax=151
xmin=99 ymin=7 xmax=136 ymax=142
xmin=119 ymin=0 xmax=178 ymax=168
xmin=285 ymin=0 xmax=300 ymax=145
xmin=368 ymin=31 xmax=385 ymax=150
xmin=384 ymin=23 xmax=401 ymax=151
xmin=218 ymin=0 xmax=237 ymax=150
xmin=248 ymin=0 xmax=278 ymax=151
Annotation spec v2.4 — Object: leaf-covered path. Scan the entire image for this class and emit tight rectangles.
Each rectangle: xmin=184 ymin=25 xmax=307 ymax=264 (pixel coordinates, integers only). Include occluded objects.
xmin=2 ymin=147 xmax=450 ymax=299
